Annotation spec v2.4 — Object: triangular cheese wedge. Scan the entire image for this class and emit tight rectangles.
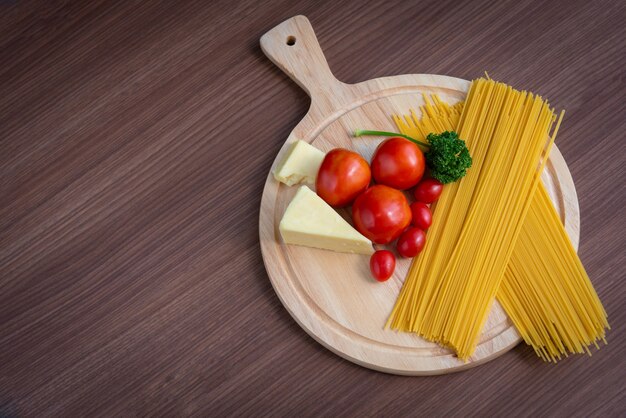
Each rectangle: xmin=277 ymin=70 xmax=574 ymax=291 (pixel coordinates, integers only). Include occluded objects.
xmin=279 ymin=186 xmax=374 ymax=255
xmin=273 ymin=140 xmax=325 ymax=186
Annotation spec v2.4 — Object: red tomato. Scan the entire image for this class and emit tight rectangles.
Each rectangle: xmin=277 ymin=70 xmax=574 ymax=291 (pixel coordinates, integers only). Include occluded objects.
xmin=397 ymin=227 xmax=426 ymax=258
xmin=371 ymin=137 xmax=425 ymax=190
xmin=410 ymin=202 xmax=432 ymax=230
xmin=316 ymin=149 xmax=371 ymax=207
xmin=413 ymin=178 xmax=443 ymax=203
xmin=370 ymin=250 xmax=396 ymax=282
xmin=352 ymin=185 xmax=412 ymax=244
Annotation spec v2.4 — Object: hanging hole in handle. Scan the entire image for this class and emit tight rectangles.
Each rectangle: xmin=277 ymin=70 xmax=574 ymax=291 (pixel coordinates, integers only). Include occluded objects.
xmin=286 ymin=36 xmax=296 ymax=46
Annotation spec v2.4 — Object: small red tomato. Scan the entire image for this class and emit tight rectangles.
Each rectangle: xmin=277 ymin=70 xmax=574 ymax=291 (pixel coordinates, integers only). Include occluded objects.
xmin=352 ymin=185 xmax=412 ymax=244
xmin=316 ymin=149 xmax=371 ymax=207
xmin=413 ymin=178 xmax=443 ymax=203
xmin=410 ymin=202 xmax=432 ymax=230
xmin=370 ymin=250 xmax=396 ymax=282
xmin=371 ymin=137 xmax=425 ymax=190
xmin=397 ymin=227 xmax=426 ymax=258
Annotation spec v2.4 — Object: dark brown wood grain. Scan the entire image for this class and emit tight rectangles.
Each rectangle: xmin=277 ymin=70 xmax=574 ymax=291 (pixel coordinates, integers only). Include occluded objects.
xmin=0 ymin=0 xmax=624 ymax=416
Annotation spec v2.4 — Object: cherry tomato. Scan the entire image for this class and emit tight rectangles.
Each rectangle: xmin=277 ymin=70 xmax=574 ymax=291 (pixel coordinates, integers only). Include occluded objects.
xmin=316 ymin=149 xmax=371 ymax=207
xmin=352 ymin=185 xmax=412 ymax=244
xmin=410 ymin=202 xmax=432 ymax=230
xmin=370 ymin=250 xmax=396 ymax=282
xmin=397 ymin=227 xmax=426 ymax=257
xmin=371 ymin=137 xmax=425 ymax=190
xmin=413 ymin=178 xmax=443 ymax=203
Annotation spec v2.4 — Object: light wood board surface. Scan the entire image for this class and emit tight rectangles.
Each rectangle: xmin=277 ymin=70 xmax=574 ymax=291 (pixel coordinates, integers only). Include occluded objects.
xmin=259 ymin=16 xmax=580 ymax=375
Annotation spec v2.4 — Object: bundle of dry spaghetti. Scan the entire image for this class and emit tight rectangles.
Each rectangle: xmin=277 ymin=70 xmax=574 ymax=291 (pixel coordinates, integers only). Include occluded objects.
xmin=499 ymin=185 xmax=608 ymax=361
xmin=389 ymin=82 xmax=608 ymax=362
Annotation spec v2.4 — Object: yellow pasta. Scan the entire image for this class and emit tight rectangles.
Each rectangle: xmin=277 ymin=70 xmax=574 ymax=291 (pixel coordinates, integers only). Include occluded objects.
xmin=389 ymin=78 xmax=559 ymax=359
xmin=389 ymin=86 xmax=608 ymax=362
xmin=499 ymin=186 xmax=609 ymax=361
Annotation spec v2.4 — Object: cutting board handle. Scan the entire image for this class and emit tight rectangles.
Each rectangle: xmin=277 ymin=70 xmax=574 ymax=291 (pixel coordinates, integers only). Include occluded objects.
xmin=261 ymin=15 xmax=348 ymax=106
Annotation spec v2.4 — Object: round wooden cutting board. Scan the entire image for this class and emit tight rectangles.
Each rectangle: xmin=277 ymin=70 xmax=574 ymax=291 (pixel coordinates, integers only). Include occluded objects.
xmin=259 ymin=16 xmax=580 ymax=375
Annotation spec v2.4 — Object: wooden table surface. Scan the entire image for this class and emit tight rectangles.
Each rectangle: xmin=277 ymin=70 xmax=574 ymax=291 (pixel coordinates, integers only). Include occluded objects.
xmin=1 ymin=0 xmax=624 ymax=416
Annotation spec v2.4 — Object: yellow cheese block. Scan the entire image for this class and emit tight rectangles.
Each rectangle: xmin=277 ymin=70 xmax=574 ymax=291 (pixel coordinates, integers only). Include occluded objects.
xmin=273 ymin=140 xmax=325 ymax=186
xmin=279 ymin=186 xmax=374 ymax=255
